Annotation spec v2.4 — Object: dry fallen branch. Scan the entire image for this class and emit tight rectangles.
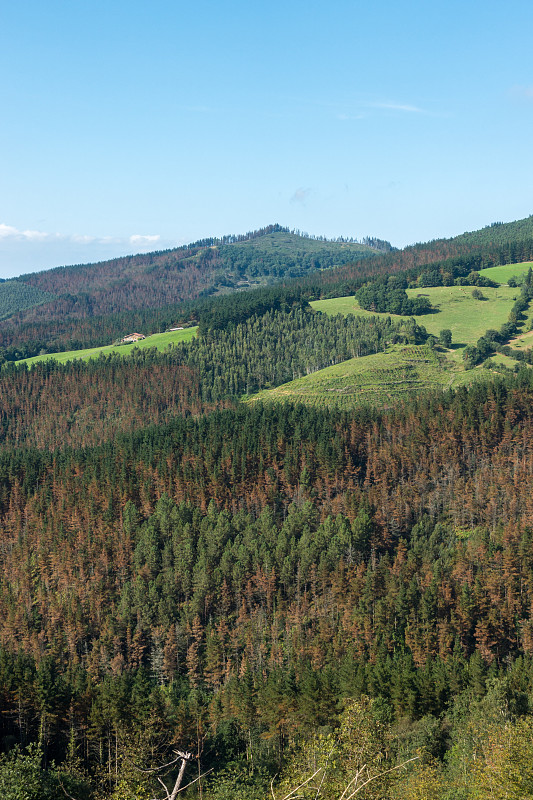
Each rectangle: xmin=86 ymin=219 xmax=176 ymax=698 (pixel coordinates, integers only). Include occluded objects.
xmin=341 ymin=755 xmax=420 ymax=800
xmin=271 ymin=767 xmax=325 ymax=800
xmin=272 ymin=755 xmax=421 ymax=800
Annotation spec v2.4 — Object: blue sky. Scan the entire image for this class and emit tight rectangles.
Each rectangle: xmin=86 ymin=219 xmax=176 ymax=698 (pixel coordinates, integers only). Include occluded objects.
xmin=1 ymin=0 xmax=533 ymax=277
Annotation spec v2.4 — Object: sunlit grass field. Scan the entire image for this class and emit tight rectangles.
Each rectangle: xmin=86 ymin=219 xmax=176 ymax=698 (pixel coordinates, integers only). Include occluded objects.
xmin=16 ymin=327 xmax=198 ymax=367
xmin=508 ymin=328 xmax=533 ymax=350
xmin=258 ymin=283 xmax=528 ymax=408
xmin=479 ymin=261 xmax=533 ymax=283
xmin=312 ymin=285 xmax=518 ymax=362
xmin=251 ymin=344 xmax=489 ymax=409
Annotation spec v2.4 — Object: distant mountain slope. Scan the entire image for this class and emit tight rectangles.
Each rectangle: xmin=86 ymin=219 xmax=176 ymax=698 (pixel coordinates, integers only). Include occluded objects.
xmin=2 ymin=215 xmax=533 ymax=360
xmin=0 ymin=279 xmax=55 ymax=320
xmin=451 ymin=215 xmax=533 ymax=247
xmin=299 ymin=214 xmax=533 ymax=298
xmin=9 ymin=225 xmax=383 ymax=326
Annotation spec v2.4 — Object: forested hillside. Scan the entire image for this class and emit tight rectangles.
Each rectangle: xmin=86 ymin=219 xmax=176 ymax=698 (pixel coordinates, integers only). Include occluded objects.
xmin=0 ymin=309 xmax=425 ymax=449
xmin=1 ymin=372 xmax=533 ymax=798
xmin=3 ymin=216 xmax=533 ymax=361
xmin=3 ymin=226 xmax=381 ymax=330
xmin=0 ymin=279 xmax=55 ymax=320
xmin=2 ymin=217 xmax=533 ymax=799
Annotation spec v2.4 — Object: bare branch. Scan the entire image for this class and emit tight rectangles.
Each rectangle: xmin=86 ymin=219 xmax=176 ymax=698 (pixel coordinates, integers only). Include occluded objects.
xmin=341 ymin=755 xmax=420 ymax=800
xmin=126 ymin=753 xmax=183 ymax=774
xmin=156 ymin=775 xmax=171 ymax=799
xmin=314 ymin=750 xmax=335 ymax=800
xmin=167 ymin=754 xmax=190 ymax=800
xmin=149 ymin=766 xmax=213 ymax=800
xmin=338 ymin=766 xmax=365 ymax=800
xmin=174 ymin=768 xmax=214 ymax=794
xmin=279 ymin=768 xmax=324 ymax=800
xmin=275 ymin=754 xmax=421 ymax=800
xmin=142 ymin=748 xmax=197 ymax=800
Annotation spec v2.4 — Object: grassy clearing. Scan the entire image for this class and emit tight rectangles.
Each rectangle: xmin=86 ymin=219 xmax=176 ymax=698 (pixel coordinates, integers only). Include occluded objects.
xmin=489 ymin=352 xmax=524 ymax=368
xmin=311 ymin=296 xmax=377 ymax=318
xmin=260 ymin=285 xmax=526 ymax=409
xmin=312 ymin=286 xmax=518 ymax=361
xmin=405 ymin=286 xmax=518 ymax=363
xmin=251 ymin=344 xmax=521 ymax=410
xmin=251 ymin=345 xmax=455 ymax=409
xmin=479 ymin=261 xmax=533 ymax=284
xmin=508 ymin=328 xmax=533 ymax=350
xmin=16 ymin=327 xmax=198 ymax=367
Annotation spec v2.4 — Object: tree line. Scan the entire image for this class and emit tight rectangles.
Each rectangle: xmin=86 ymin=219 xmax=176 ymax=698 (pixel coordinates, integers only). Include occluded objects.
xmin=3 ymin=218 xmax=533 ymax=359
xmin=0 ymin=307 xmax=425 ymax=450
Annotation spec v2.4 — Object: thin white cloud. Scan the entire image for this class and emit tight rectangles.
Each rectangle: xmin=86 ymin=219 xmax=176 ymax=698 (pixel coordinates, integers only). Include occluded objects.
xmin=370 ymin=102 xmax=424 ymax=113
xmin=24 ymin=230 xmax=59 ymax=241
xmin=0 ymin=223 xmax=160 ymax=249
xmin=0 ymin=224 xmax=175 ymax=277
xmin=0 ymin=224 xmax=67 ymax=242
xmin=130 ymin=234 xmax=161 ymax=246
xmin=0 ymin=224 xmax=60 ymax=241
xmin=71 ymin=234 xmax=97 ymax=244
xmin=0 ymin=224 xmax=20 ymax=239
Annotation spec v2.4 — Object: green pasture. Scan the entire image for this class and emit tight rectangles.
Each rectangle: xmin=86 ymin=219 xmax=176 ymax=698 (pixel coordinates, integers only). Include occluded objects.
xmin=16 ymin=327 xmax=198 ymax=367
xmin=489 ymin=352 xmax=522 ymax=369
xmin=479 ymin=261 xmax=533 ymax=284
xmin=508 ymin=328 xmax=533 ymax=350
xmin=263 ymin=284 xmax=528 ymax=408
xmin=312 ymin=285 xmax=518 ymax=362
xmin=251 ymin=343 xmax=519 ymax=410
xmin=311 ymin=295 xmax=377 ymax=318
xmin=251 ymin=345 xmax=454 ymax=409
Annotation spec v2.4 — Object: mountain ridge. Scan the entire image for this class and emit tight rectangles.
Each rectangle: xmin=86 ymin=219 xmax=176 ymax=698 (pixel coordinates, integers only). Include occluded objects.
xmin=1 ymin=214 xmax=533 ymax=360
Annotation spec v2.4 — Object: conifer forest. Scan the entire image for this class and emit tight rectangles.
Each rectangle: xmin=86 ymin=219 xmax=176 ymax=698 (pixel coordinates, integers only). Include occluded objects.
xmin=2 ymin=220 xmax=533 ymax=799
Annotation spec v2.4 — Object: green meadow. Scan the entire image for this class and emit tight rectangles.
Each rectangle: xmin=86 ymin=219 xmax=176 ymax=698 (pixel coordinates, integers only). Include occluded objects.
xmin=16 ymin=327 xmax=198 ymax=367
xmin=509 ymin=328 xmax=533 ymax=350
xmin=479 ymin=261 xmax=533 ymax=284
xmin=312 ymin=285 xmax=518 ymax=361
xmin=252 ymin=344 xmax=482 ymax=410
xmin=257 ymin=283 xmax=527 ymax=408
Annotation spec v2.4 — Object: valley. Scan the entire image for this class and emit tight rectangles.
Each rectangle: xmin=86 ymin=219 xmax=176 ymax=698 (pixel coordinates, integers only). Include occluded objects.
xmin=5 ymin=2 xmax=533 ymax=795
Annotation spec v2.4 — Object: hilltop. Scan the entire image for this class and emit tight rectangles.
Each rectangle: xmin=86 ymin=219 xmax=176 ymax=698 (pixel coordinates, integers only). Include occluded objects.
xmin=3 ymin=214 xmax=533 ymax=361
xmin=0 ymin=225 xmax=385 ymax=326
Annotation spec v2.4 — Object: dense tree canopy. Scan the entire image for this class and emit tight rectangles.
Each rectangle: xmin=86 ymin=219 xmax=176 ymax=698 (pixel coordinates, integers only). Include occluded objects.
xmin=1 ymin=219 xmax=533 ymax=798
